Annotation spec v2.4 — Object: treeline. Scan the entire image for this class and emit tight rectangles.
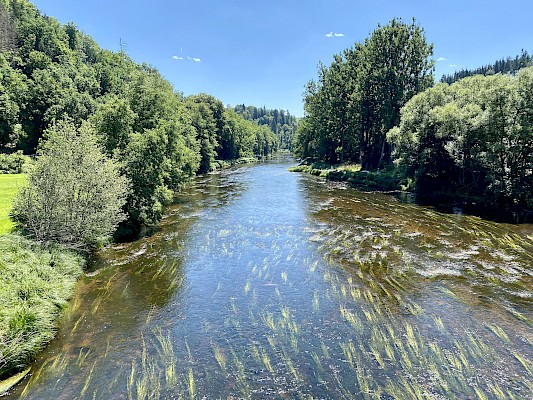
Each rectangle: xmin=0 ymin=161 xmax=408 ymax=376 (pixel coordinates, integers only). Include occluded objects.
xmin=0 ymin=0 xmax=278 ymax=241
xmin=440 ymin=50 xmax=533 ymax=85
xmin=233 ymin=104 xmax=298 ymax=151
xmin=294 ymin=18 xmax=533 ymax=215
xmin=389 ymin=71 xmax=533 ymax=212
xmin=294 ymin=18 xmax=434 ymax=170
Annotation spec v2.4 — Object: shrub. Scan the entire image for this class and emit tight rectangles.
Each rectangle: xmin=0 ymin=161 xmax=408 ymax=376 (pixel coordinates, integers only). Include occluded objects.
xmin=11 ymin=120 xmax=130 ymax=250
xmin=0 ymin=151 xmax=29 ymax=174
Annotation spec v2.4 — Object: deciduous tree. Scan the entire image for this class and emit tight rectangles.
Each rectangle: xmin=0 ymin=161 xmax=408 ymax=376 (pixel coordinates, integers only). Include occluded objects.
xmin=11 ymin=119 xmax=129 ymax=249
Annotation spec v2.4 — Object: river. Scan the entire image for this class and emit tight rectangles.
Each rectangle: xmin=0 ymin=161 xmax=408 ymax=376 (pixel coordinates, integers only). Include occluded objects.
xmin=9 ymin=155 xmax=533 ymax=399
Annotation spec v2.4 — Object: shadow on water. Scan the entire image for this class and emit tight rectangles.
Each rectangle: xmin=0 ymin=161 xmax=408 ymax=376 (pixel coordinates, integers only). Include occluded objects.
xmin=8 ymin=155 xmax=533 ymax=399
xmin=398 ymin=190 xmax=533 ymax=224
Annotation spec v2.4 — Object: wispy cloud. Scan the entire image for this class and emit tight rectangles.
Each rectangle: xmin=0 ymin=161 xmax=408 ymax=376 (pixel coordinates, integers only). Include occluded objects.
xmin=326 ymin=32 xmax=345 ymax=38
xmin=172 ymin=54 xmax=201 ymax=62
xmin=436 ymin=57 xmax=446 ymax=61
xmin=449 ymin=64 xmax=459 ymax=67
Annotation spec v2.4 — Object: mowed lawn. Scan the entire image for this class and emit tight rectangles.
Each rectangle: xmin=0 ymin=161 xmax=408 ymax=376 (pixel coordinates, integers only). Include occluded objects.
xmin=0 ymin=174 xmax=26 ymax=234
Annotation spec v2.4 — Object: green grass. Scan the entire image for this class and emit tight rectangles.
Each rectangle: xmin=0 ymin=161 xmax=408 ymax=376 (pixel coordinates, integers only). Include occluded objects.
xmin=0 ymin=234 xmax=85 ymax=380
xmin=337 ymin=164 xmax=362 ymax=173
xmin=0 ymin=174 xmax=27 ymax=234
xmin=0 ymin=173 xmax=86 ymax=384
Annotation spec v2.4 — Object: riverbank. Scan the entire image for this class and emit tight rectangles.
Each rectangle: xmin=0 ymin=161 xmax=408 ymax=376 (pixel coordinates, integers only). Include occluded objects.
xmin=211 ymin=156 xmax=260 ymax=170
xmin=0 ymin=156 xmax=264 ymax=390
xmin=290 ymin=161 xmax=533 ymax=223
xmin=288 ymin=162 xmax=408 ymax=192
xmin=0 ymin=172 xmax=85 ymax=389
xmin=0 ymin=234 xmax=85 ymax=385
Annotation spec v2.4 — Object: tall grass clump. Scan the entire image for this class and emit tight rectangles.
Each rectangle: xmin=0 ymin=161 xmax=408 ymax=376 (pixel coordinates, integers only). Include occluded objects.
xmin=0 ymin=234 xmax=84 ymax=379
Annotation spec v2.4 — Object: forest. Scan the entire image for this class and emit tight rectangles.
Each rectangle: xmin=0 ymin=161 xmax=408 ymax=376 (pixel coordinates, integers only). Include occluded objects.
xmin=293 ymin=18 xmax=533 ymax=217
xmin=440 ymin=50 xmax=533 ymax=84
xmin=233 ymin=104 xmax=299 ymax=151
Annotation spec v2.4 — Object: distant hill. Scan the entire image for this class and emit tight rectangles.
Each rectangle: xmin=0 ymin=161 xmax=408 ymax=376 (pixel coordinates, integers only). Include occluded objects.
xmin=440 ymin=50 xmax=533 ymax=84
xmin=233 ymin=104 xmax=299 ymax=151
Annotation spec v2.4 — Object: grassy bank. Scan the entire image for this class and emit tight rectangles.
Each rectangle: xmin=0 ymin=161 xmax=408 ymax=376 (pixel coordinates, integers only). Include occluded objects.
xmin=0 ymin=171 xmax=87 ymax=386
xmin=289 ymin=162 xmax=408 ymax=192
xmin=0 ymin=174 xmax=27 ymax=234
xmin=0 ymin=234 xmax=85 ymax=382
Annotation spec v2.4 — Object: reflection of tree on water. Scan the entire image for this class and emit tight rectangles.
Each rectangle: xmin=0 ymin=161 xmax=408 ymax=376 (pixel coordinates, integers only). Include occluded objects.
xmin=176 ymin=167 xmax=249 ymax=211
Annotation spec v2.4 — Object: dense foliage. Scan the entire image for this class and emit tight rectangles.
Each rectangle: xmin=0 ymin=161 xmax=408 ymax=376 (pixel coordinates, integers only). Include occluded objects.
xmin=233 ymin=104 xmax=299 ymax=151
xmin=11 ymin=120 xmax=129 ymax=249
xmin=0 ymin=151 xmax=26 ymax=173
xmin=294 ymin=18 xmax=434 ymax=169
xmin=388 ymin=70 xmax=533 ymax=211
xmin=294 ymin=18 xmax=533 ymax=215
xmin=440 ymin=50 xmax=533 ymax=85
xmin=0 ymin=0 xmax=279 ymax=238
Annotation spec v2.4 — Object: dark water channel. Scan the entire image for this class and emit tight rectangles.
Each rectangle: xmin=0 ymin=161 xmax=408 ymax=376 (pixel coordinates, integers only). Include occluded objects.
xmin=9 ymin=156 xmax=533 ymax=399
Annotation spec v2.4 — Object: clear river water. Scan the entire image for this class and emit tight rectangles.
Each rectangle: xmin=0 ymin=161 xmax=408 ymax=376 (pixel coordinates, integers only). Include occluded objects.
xmin=8 ymin=155 xmax=533 ymax=399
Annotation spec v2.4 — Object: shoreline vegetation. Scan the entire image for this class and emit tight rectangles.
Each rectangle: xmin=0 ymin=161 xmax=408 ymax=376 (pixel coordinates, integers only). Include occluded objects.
xmin=0 ymin=234 xmax=85 ymax=387
xmin=293 ymin=18 xmax=532 ymax=223
xmin=289 ymin=162 xmax=406 ymax=192
xmin=290 ymin=160 xmax=533 ymax=223
xmin=0 ymin=157 xmax=85 ymax=386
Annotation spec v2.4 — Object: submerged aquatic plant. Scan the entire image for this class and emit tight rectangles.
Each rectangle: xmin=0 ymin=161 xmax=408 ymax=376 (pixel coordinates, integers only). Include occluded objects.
xmin=13 ymin=160 xmax=533 ymax=399
xmin=187 ymin=368 xmax=195 ymax=399
xmin=212 ymin=343 xmax=227 ymax=372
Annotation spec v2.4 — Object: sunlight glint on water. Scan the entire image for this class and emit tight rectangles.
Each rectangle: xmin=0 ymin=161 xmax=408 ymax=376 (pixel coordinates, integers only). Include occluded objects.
xmin=10 ymin=155 xmax=533 ymax=399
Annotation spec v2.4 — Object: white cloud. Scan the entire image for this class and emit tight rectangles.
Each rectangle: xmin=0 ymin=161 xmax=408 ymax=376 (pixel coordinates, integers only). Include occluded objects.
xmin=174 ymin=54 xmax=201 ymax=62
xmin=437 ymin=57 xmax=446 ymax=61
xmin=449 ymin=64 xmax=459 ymax=67
xmin=326 ymin=32 xmax=345 ymax=38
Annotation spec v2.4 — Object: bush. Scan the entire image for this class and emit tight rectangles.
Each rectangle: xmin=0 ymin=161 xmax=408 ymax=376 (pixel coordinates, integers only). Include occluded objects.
xmin=0 ymin=151 xmax=29 ymax=174
xmin=11 ymin=120 xmax=130 ymax=250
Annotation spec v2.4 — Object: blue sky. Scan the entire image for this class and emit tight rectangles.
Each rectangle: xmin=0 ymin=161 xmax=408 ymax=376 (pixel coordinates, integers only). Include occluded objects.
xmin=32 ymin=0 xmax=533 ymax=117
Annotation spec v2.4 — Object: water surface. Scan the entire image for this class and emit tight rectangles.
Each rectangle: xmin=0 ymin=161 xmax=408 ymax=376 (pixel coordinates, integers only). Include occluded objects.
xmin=10 ymin=156 xmax=533 ymax=399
